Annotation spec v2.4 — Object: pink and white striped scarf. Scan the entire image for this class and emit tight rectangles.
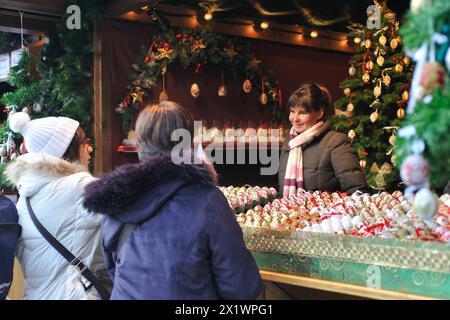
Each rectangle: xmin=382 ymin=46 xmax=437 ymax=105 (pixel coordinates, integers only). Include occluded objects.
xmin=283 ymin=121 xmax=325 ymax=197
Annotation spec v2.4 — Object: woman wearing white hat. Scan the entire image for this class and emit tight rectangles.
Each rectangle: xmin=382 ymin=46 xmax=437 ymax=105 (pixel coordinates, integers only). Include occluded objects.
xmin=5 ymin=112 xmax=106 ymax=300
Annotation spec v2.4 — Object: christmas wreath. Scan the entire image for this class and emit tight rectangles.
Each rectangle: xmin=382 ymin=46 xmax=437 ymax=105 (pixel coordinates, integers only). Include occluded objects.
xmin=116 ymin=26 xmax=283 ymax=134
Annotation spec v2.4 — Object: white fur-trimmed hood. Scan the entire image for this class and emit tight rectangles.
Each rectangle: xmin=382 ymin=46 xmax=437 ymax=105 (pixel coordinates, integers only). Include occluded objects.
xmin=5 ymin=153 xmax=88 ymax=197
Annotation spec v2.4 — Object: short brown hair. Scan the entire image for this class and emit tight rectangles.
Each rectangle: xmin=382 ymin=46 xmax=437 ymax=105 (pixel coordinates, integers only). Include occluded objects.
xmin=135 ymin=101 xmax=194 ymax=160
xmin=287 ymin=82 xmax=334 ymax=120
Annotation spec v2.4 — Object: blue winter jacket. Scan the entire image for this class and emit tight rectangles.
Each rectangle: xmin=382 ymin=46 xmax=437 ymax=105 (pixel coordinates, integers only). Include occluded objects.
xmin=0 ymin=195 xmax=20 ymax=300
xmin=83 ymin=155 xmax=263 ymax=300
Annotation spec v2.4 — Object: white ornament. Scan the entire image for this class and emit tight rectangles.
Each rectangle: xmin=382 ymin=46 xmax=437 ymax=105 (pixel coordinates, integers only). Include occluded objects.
xmin=410 ymin=139 xmax=426 ymax=154
xmin=344 ymin=88 xmax=351 ymax=96
xmin=414 ymin=188 xmax=438 ymax=222
xmin=400 ymin=154 xmax=429 ymax=186
xmin=32 ymin=102 xmax=42 ymax=112
xmin=348 ymin=66 xmax=356 ymax=76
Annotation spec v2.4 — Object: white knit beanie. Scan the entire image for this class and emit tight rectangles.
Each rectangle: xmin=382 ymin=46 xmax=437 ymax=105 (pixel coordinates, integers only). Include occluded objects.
xmin=8 ymin=112 xmax=80 ymax=159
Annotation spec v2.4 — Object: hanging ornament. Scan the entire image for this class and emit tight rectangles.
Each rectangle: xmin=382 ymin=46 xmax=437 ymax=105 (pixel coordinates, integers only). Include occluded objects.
xmin=159 ymin=65 xmax=168 ymax=102
xmin=32 ymin=102 xmax=42 ymax=113
xmin=419 ymin=62 xmax=446 ymax=95
xmin=346 ymin=102 xmax=354 ymax=112
xmin=402 ymin=91 xmax=409 ymax=102
xmin=376 ymin=56 xmax=385 ymax=67
xmin=414 ymin=188 xmax=439 ymax=222
xmin=190 ymin=83 xmax=200 ymax=99
xmin=364 ymin=39 xmax=372 ymax=49
xmin=362 ymin=72 xmax=370 ymax=84
xmin=391 ymin=155 xmax=397 ymax=166
xmin=400 ymin=154 xmax=429 ymax=186
xmin=373 ymin=82 xmax=382 ymax=97
xmin=395 ymin=63 xmax=403 ymax=73
xmin=218 ymin=84 xmax=227 ymax=97
xmin=389 ymin=134 xmax=396 ymax=146
xmin=366 ymin=60 xmax=374 ymax=71
xmin=359 ymin=159 xmax=367 ymax=169
xmin=243 ymin=79 xmax=252 ymax=93
xmin=410 ymin=0 xmax=428 ymax=13
xmin=397 ymin=108 xmax=405 ymax=119
xmin=382 ymin=73 xmax=391 ymax=86
xmin=348 ymin=129 xmax=356 ymax=140
xmin=370 ymin=111 xmax=379 ymax=123
xmin=260 ymin=77 xmax=268 ymax=105
xmin=390 ymin=38 xmax=399 ymax=50
xmin=379 ymin=35 xmax=387 ymax=46
xmin=402 ymin=56 xmax=411 ymax=66
xmin=344 ymin=88 xmax=351 ymax=96
xmin=348 ymin=65 xmax=356 ymax=76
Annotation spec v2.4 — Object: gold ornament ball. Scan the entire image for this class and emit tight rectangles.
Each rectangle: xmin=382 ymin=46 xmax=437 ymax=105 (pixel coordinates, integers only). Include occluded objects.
xmin=159 ymin=90 xmax=168 ymax=102
xmin=389 ymin=134 xmax=397 ymax=146
xmin=364 ymin=39 xmax=372 ymax=49
xmin=376 ymin=56 xmax=385 ymax=66
xmin=243 ymin=79 xmax=252 ymax=93
xmin=395 ymin=64 xmax=403 ymax=73
xmin=373 ymin=86 xmax=382 ymax=97
xmin=259 ymin=93 xmax=268 ymax=105
xmin=348 ymin=129 xmax=356 ymax=140
xmin=390 ymin=39 xmax=399 ymax=50
xmin=218 ymin=85 xmax=227 ymax=97
xmin=359 ymin=159 xmax=367 ymax=169
xmin=383 ymin=75 xmax=391 ymax=86
xmin=362 ymin=72 xmax=370 ymax=84
xmin=344 ymin=88 xmax=351 ymax=96
xmin=379 ymin=35 xmax=387 ymax=46
xmin=370 ymin=111 xmax=379 ymax=123
xmin=346 ymin=102 xmax=354 ymax=112
xmin=366 ymin=60 xmax=374 ymax=71
xmin=397 ymin=108 xmax=405 ymax=119
xmin=402 ymin=90 xmax=410 ymax=102
xmin=391 ymin=155 xmax=397 ymax=166
xmin=403 ymin=56 xmax=411 ymax=66
xmin=348 ymin=66 xmax=356 ymax=76
xmin=190 ymin=83 xmax=200 ymax=99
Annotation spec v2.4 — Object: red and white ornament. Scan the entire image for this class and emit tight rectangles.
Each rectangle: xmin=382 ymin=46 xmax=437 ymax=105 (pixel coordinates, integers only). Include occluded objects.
xmin=400 ymin=154 xmax=429 ymax=186
xmin=419 ymin=62 xmax=446 ymax=95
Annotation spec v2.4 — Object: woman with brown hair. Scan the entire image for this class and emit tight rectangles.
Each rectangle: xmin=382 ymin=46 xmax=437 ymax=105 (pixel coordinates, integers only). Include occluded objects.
xmin=83 ymin=101 xmax=263 ymax=300
xmin=278 ymin=82 xmax=367 ymax=196
xmin=5 ymin=112 xmax=105 ymax=300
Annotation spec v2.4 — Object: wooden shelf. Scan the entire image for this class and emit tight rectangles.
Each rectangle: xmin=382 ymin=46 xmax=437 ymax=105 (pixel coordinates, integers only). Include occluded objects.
xmin=260 ymin=270 xmax=435 ymax=300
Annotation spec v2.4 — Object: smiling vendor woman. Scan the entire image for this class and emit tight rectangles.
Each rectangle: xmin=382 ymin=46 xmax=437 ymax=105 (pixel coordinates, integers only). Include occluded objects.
xmin=278 ymin=82 xmax=368 ymax=196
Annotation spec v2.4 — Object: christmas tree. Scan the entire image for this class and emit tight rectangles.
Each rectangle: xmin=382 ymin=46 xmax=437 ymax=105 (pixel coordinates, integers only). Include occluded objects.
xmin=334 ymin=1 xmax=413 ymax=192
xmin=396 ymin=0 xmax=450 ymax=194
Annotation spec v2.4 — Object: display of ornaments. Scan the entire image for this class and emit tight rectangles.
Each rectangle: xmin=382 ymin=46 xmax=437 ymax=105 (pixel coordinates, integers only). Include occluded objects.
xmin=397 ymin=107 xmax=405 ymax=119
xmin=242 ymin=79 xmax=252 ymax=93
xmin=344 ymin=88 xmax=351 ymax=96
xmin=370 ymin=111 xmax=379 ymax=123
xmin=379 ymin=35 xmax=387 ymax=46
xmin=348 ymin=129 xmax=356 ymax=140
xmin=400 ymin=154 xmax=429 ymax=186
xmin=346 ymin=102 xmax=354 ymax=112
xmin=190 ymin=83 xmax=200 ymax=98
xmin=376 ymin=56 xmax=385 ymax=66
xmin=220 ymin=185 xmax=277 ymax=213
xmin=218 ymin=84 xmax=227 ymax=97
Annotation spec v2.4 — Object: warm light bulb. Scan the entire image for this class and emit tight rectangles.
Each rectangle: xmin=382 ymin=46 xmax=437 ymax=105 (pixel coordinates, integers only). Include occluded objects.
xmin=260 ymin=21 xmax=269 ymax=30
xmin=204 ymin=11 xmax=213 ymax=21
xmin=353 ymin=36 xmax=362 ymax=44
xmin=310 ymin=30 xmax=318 ymax=38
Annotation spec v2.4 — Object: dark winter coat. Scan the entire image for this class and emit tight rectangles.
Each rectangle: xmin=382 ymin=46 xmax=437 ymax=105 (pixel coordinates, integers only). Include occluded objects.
xmin=0 ymin=195 xmax=20 ymax=300
xmin=278 ymin=126 xmax=368 ymax=194
xmin=83 ymin=155 xmax=263 ymax=300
